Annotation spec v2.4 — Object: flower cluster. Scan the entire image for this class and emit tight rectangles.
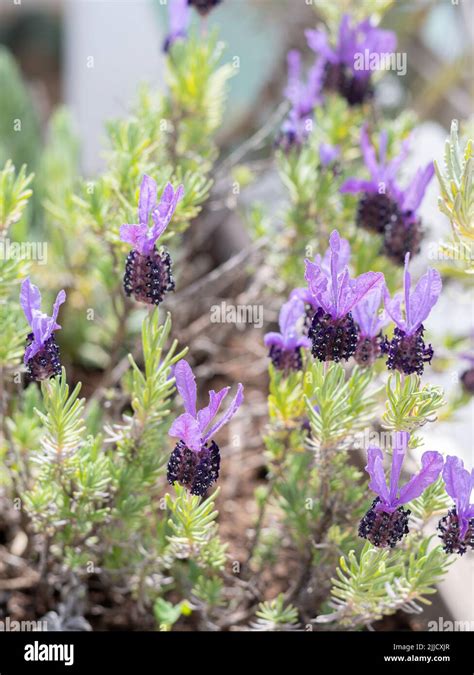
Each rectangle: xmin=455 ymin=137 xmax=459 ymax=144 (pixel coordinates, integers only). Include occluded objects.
xmin=264 ymin=231 xmax=442 ymax=377
xmin=360 ymin=432 xmax=443 ymax=548
xmin=167 ymin=360 xmax=243 ymax=496
xmin=340 ymin=125 xmax=434 ymax=264
xmin=360 ymin=434 xmax=473 ymax=557
xmin=120 ymin=175 xmax=184 ymax=306
xmin=437 ymin=456 xmax=474 ymax=556
xmin=20 ymin=278 xmax=66 ymax=381
xmin=264 ymin=297 xmax=311 ymax=372
xmin=306 ymin=14 xmax=396 ymax=106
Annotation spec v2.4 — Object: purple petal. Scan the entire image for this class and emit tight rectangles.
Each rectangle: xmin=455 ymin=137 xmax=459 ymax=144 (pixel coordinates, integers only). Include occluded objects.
xmin=51 ymin=289 xmax=66 ymax=330
xmin=339 ymin=178 xmax=378 ymax=194
xmin=352 ymin=286 xmax=389 ymax=337
xmin=397 ymin=451 xmax=444 ymax=506
xmin=366 ymin=446 xmax=389 ymax=504
xmin=406 ymin=266 xmax=442 ymax=335
xmin=383 ymin=288 xmax=405 ymax=332
xmin=169 ymin=0 xmax=190 ymax=34
xmin=279 ymin=297 xmax=305 ymax=340
xmin=138 ymin=175 xmax=157 ymax=225
xmin=360 ymin=124 xmax=380 ymax=182
xmin=319 ymin=143 xmax=340 ymax=167
xmin=338 ymin=270 xmax=384 ymax=318
xmin=263 ymin=332 xmax=284 ymax=348
xmin=304 ymin=259 xmax=330 ymax=310
xmin=400 ymin=162 xmax=434 ymax=214
xmin=389 ymin=431 xmax=409 ymax=503
xmin=20 ymin=277 xmax=41 ymax=326
xmin=120 ymin=223 xmax=147 ymax=250
xmin=202 ymin=383 xmax=244 ymax=443
xmin=168 ymin=412 xmax=202 ymax=453
xmin=442 ymin=455 xmax=471 ymax=519
xmin=151 ymin=183 xmax=184 ymax=243
xmin=290 ymin=287 xmax=319 ymax=309
xmin=197 ymin=387 xmax=229 ymax=434
xmin=305 ymin=28 xmax=337 ymax=63
xmin=174 ymin=359 xmax=197 ymax=417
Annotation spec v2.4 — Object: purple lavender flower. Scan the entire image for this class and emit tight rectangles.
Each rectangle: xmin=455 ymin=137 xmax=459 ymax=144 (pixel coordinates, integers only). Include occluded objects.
xmin=352 ymin=286 xmax=389 ymax=367
xmin=20 ymin=278 xmax=66 ymax=381
xmin=306 ymin=15 xmax=396 ymax=106
xmin=120 ymin=175 xmax=184 ymax=306
xmin=276 ymin=50 xmax=324 ymax=151
xmin=188 ymin=0 xmax=222 ymax=16
xmin=319 ymin=142 xmax=340 ymax=168
xmin=167 ymin=359 xmax=243 ymax=496
xmin=359 ymin=431 xmax=443 ymax=548
xmin=382 ymin=254 xmax=441 ymax=376
xmin=438 ymin=456 xmax=474 ymax=555
xmin=163 ymin=0 xmax=190 ymax=53
xmin=304 ymin=230 xmax=383 ymax=362
xmin=460 ymin=353 xmax=474 ymax=395
xmin=264 ymin=297 xmax=311 ymax=372
xmin=340 ymin=125 xmax=434 ymax=264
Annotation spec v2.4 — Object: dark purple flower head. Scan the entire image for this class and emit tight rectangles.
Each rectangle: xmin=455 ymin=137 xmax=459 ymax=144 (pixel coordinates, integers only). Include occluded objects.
xmin=359 ymin=431 xmax=443 ymax=548
xmin=163 ymin=0 xmax=190 ymax=52
xmin=276 ymin=50 xmax=324 ymax=151
xmin=382 ymin=254 xmax=441 ymax=375
xmin=264 ymin=297 xmax=311 ymax=372
xmin=167 ymin=360 xmax=243 ymax=495
xmin=20 ymin=278 xmax=66 ymax=381
xmin=352 ymin=286 xmax=389 ymax=367
xmin=120 ymin=176 xmax=184 ymax=306
xmin=340 ymin=126 xmax=434 ymax=263
xmin=188 ymin=0 xmax=222 ymax=16
xmin=460 ymin=353 xmax=474 ymax=395
xmin=437 ymin=456 xmax=474 ymax=555
xmin=306 ymin=15 xmax=396 ymax=105
xmin=304 ymin=230 xmax=383 ymax=321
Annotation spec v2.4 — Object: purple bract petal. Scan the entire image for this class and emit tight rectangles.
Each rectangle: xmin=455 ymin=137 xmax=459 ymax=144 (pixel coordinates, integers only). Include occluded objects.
xmin=20 ymin=277 xmax=42 ymax=325
xmin=168 ymin=412 xmax=202 ymax=453
xmin=197 ymin=387 xmax=230 ymax=434
xmin=138 ymin=175 xmax=157 ymax=225
xmin=400 ymin=162 xmax=434 ymax=214
xmin=174 ymin=359 xmax=197 ymax=417
xmin=396 ymin=451 xmax=444 ymax=506
xmin=366 ymin=446 xmax=389 ymax=504
xmin=151 ymin=182 xmax=184 ymax=243
xmin=352 ymin=285 xmax=388 ymax=338
xmin=389 ymin=431 xmax=409 ymax=503
xmin=442 ymin=455 xmax=472 ymax=520
xmin=202 ymin=383 xmax=244 ymax=443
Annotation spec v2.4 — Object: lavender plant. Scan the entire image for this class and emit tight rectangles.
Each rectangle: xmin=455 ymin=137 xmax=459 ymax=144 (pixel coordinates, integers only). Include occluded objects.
xmin=0 ymin=0 xmax=471 ymax=636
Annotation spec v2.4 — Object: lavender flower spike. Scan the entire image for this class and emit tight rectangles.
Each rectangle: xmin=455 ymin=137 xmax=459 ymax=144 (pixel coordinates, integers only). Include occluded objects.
xmin=359 ymin=431 xmax=443 ymax=548
xmin=382 ymin=254 xmax=442 ymax=376
xmin=306 ymin=15 xmax=396 ymax=106
xmin=352 ymin=286 xmax=389 ymax=367
xmin=437 ymin=456 xmax=474 ymax=555
xmin=120 ymin=175 xmax=184 ymax=306
xmin=20 ymin=277 xmax=66 ymax=381
xmin=340 ymin=125 xmax=434 ymax=264
xmin=276 ymin=50 xmax=324 ymax=152
xmin=304 ymin=229 xmax=383 ymax=362
xmin=167 ymin=359 xmax=244 ymax=496
xmin=264 ymin=297 xmax=311 ymax=372
xmin=163 ymin=0 xmax=190 ymax=53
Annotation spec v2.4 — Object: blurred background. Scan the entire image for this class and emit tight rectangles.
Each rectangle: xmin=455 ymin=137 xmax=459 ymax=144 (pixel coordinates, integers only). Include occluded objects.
xmin=0 ymin=0 xmax=472 ymax=175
